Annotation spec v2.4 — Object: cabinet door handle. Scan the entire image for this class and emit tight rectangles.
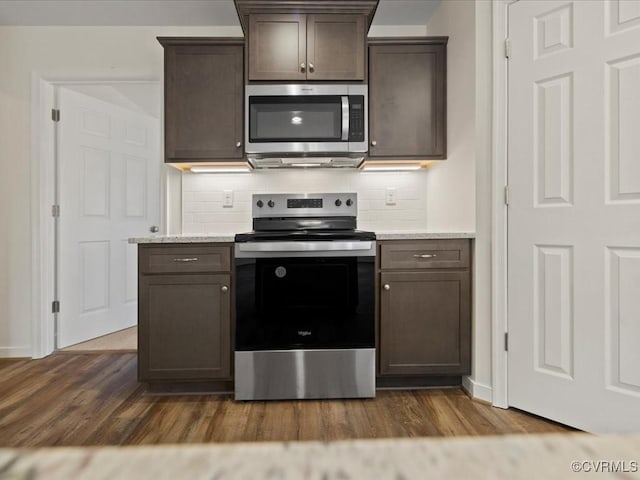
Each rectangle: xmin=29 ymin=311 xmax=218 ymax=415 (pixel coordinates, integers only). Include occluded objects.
xmin=173 ymin=257 xmax=198 ymax=262
xmin=371 ymin=140 xmax=377 ymax=146
xmin=308 ymin=62 xmax=315 ymax=72
xmin=413 ymin=254 xmax=437 ymax=259
xmin=300 ymin=62 xmax=306 ymax=73
xmin=221 ymin=285 xmax=229 ymax=292
xmin=383 ymin=284 xmax=390 ymax=291
xmin=236 ymin=141 xmax=242 ymax=148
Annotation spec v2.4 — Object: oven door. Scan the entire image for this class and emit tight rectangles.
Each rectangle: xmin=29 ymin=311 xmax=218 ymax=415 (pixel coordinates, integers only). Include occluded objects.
xmin=235 ymin=241 xmax=375 ymax=351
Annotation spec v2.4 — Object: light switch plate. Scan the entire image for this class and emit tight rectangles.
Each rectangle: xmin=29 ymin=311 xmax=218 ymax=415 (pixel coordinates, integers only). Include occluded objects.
xmin=385 ymin=187 xmax=397 ymax=205
xmin=223 ymin=190 xmax=233 ymax=207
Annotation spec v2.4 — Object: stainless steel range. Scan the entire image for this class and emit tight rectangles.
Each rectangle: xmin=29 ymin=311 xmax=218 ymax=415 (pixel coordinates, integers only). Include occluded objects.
xmin=234 ymin=193 xmax=376 ymax=401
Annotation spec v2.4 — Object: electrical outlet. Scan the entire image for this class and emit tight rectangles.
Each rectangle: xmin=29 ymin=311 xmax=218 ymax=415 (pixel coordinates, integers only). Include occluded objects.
xmin=385 ymin=187 xmax=397 ymax=205
xmin=223 ymin=190 xmax=233 ymax=207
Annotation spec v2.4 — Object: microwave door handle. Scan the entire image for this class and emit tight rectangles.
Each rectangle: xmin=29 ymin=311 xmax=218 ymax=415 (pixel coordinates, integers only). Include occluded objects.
xmin=341 ymin=96 xmax=349 ymax=141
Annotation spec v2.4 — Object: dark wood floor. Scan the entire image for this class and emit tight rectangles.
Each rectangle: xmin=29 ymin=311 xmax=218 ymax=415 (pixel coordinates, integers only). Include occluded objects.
xmin=0 ymin=353 xmax=572 ymax=447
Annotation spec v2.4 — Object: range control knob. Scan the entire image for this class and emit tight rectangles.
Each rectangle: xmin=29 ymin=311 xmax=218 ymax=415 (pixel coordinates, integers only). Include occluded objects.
xmin=268 ymin=200 xmax=275 ymax=208
xmin=346 ymin=198 xmax=353 ymax=206
xmin=256 ymin=200 xmax=264 ymax=208
xmin=335 ymin=199 xmax=342 ymax=207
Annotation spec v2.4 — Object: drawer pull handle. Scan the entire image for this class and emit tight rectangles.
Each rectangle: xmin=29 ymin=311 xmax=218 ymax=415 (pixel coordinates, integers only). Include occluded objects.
xmin=413 ymin=254 xmax=437 ymax=259
xmin=383 ymin=284 xmax=391 ymax=291
xmin=173 ymin=257 xmax=199 ymax=262
xmin=221 ymin=286 xmax=229 ymax=292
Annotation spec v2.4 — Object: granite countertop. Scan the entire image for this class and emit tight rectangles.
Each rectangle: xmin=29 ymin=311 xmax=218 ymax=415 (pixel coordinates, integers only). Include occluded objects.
xmin=129 ymin=234 xmax=236 ymax=244
xmin=129 ymin=232 xmax=475 ymax=244
xmin=374 ymin=231 xmax=475 ymax=240
xmin=1 ymin=434 xmax=638 ymax=480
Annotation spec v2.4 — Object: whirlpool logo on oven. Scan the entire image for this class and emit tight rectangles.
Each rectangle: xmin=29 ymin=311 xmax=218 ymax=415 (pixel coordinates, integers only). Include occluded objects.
xmin=297 ymin=331 xmax=312 ymax=337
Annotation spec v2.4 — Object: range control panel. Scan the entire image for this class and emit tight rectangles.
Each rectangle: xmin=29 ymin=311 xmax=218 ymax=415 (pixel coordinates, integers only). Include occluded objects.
xmin=287 ymin=198 xmax=323 ymax=209
xmin=252 ymin=193 xmax=357 ymax=218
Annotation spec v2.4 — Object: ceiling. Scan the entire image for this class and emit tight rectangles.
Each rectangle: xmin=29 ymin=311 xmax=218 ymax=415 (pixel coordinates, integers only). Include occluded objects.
xmin=0 ymin=0 xmax=441 ymax=27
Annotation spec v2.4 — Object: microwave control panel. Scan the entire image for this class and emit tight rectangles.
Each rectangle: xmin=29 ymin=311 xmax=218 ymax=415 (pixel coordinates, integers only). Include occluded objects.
xmin=349 ymin=96 xmax=365 ymax=142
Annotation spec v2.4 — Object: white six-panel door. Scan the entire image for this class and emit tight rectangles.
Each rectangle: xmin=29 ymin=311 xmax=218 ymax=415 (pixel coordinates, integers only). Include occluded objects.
xmin=57 ymin=87 xmax=160 ymax=348
xmin=508 ymin=0 xmax=640 ymax=432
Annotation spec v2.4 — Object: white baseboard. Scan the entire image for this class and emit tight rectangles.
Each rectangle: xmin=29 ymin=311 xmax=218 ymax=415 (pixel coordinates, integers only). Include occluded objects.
xmin=462 ymin=376 xmax=493 ymax=404
xmin=0 ymin=346 xmax=32 ymax=358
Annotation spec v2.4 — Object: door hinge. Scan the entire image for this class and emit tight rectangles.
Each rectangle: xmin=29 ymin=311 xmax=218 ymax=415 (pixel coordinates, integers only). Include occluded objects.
xmin=51 ymin=108 xmax=60 ymax=122
xmin=504 ymin=332 xmax=509 ymax=351
xmin=51 ymin=204 xmax=60 ymax=217
xmin=504 ymin=185 xmax=510 ymax=206
xmin=504 ymin=38 xmax=511 ymax=59
xmin=52 ymin=300 xmax=60 ymax=314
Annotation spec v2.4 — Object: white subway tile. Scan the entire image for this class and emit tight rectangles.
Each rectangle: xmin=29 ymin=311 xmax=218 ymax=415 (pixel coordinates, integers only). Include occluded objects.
xmin=193 ymin=191 xmax=223 ymax=202
xmin=182 ymin=169 xmax=429 ymax=233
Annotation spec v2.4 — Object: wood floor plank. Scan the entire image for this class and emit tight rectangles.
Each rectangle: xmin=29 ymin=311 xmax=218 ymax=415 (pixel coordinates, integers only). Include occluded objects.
xmin=0 ymin=353 xmax=574 ymax=447
xmin=208 ymin=397 xmax=249 ymax=443
xmin=296 ymin=400 xmax=325 ymax=441
xmin=61 ymin=326 xmax=137 ymax=352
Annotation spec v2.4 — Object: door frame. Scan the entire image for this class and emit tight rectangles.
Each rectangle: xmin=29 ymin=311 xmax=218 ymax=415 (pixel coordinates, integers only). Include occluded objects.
xmin=490 ymin=0 xmax=516 ymax=409
xmin=30 ymin=69 xmax=163 ymax=358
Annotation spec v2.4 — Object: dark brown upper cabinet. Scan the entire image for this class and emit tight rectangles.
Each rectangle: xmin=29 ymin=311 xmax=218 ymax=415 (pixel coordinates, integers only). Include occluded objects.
xmin=248 ymin=13 xmax=365 ymax=81
xmin=368 ymin=38 xmax=447 ymax=160
xmin=158 ymin=38 xmax=244 ymax=163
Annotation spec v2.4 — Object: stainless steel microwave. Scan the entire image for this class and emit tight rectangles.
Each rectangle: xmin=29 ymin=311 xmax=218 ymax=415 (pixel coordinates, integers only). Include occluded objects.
xmin=245 ymin=84 xmax=368 ymax=166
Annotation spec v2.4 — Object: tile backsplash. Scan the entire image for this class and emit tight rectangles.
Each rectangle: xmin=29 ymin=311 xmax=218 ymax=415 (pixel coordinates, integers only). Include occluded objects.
xmin=182 ymin=169 xmax=428 ymax=233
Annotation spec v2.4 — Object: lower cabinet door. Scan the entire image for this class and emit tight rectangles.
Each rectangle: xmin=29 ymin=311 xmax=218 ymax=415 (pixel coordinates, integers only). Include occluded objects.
xmin=138 ymin=274 xmax=231 ymax=381
xmin=379 ymin=270 xmax=470 ymax=375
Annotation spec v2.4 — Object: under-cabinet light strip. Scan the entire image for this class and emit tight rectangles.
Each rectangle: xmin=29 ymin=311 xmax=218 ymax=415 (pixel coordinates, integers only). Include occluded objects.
xmin=361 ymin=165 xmax=423 ymax=172
xmin=190 ymin=166 xmax=251 ymax=173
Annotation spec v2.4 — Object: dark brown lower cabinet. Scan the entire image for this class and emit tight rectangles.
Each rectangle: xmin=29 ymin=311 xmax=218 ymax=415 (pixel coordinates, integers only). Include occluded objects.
xmin=378 ymin=240 xmax=471 ymax=379
xmin=138 ymin=245 xmax=232 ymax=382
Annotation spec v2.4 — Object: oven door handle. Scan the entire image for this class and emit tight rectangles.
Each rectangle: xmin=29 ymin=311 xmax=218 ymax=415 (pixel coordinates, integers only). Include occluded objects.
xmin=236 ymin=240 xmax=375 ymax=257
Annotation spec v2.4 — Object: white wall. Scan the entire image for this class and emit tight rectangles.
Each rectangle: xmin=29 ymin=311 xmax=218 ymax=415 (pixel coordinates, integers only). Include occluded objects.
xmin=425 ymin=2 xmax=476 ymax=232
xmin=426 ymin=0 xmax=493 ymax=401
xmin=473 ymin=0 xmax=494 ymax=401
xmin=368 ymin=24 xmax=427 ymax=37
xmin=182 ymin=170 xmax=429 ymax=234
xmin=0 ymin=34 xmax=11 ymax=353
xmin=0 ymin=25 xmax=241 ymax=357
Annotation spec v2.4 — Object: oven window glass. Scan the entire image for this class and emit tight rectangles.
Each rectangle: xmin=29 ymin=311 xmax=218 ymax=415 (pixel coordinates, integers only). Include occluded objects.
xmin=257 ymin=258 xmax=357 ymax=312
xmin=235 ymin=256 xmax=374 ymax=350
xmin=249 ymin=96 xmax=342 ymax=142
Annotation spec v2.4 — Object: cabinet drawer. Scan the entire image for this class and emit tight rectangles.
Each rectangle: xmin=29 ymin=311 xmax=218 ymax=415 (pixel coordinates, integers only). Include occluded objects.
xmin=139 ymin=245 xmax=231 ymax=274
xmin=380 ymin=240 xmax=470 ymax=270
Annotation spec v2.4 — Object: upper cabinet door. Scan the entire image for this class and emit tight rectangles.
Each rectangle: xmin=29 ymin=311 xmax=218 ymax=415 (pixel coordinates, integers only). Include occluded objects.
xmin=248 ymin=14 xmax=307 ymax=81
xmin=164 ymin=43 xmax=244 ymax=162
xmin=368 ymin=41 xmax=447 ymax=159
xmin=306 ymin=14 xmax=365 ymax=81
xmin=247 ymin=13 xmax=366 ymax=82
